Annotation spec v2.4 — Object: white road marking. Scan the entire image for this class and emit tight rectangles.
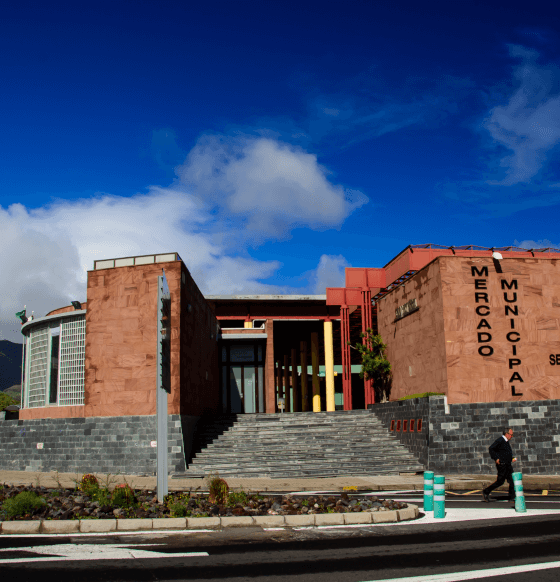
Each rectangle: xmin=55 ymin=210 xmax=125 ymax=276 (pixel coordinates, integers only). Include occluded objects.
xmin=0 ymin=543 xmax=209 ymax=564
xmin=360 ymin=560 xmax=560 ymax=582
xmin=388 ymin=496 xmax=560 ymax=504
xmin=0 ymin=530 xmax=214 ymax=538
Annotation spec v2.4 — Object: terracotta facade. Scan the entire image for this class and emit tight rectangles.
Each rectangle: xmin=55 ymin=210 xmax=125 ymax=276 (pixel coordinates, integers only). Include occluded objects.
xmin=378 ymin=256 xmax=560 ymax=403
xmin=377 ymin=260 xmax=448 ymax=400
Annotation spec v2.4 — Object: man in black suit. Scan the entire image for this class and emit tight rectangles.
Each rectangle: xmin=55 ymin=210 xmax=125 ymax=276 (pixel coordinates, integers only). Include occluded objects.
xmin=482 ymin=428 xmax=517 ymax=505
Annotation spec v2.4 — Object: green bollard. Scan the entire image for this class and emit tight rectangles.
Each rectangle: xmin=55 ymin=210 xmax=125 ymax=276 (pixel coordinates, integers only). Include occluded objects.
xmin=423 ymin=471 xmax=434 ymax=512
xmin=512 ymin=472 xmax=526 ymax=513
xmin=434 ymin=475 xmax=445 ymax=519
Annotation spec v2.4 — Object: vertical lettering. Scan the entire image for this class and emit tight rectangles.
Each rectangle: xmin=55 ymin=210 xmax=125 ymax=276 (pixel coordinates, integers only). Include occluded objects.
xmin=471 ymin=266 xmax=489 ymax=277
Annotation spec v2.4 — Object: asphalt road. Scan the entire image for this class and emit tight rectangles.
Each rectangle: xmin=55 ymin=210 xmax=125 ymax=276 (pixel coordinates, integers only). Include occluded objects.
xmin=2 ymin=493 xmax=560 ymax=582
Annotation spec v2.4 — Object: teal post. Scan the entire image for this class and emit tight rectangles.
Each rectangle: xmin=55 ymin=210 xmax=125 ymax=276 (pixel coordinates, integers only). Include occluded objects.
xmin=423 ymin=471 xmax=434 ymax=512
xmin=512 ymin=472 xmax=526 ymax=513
xmin=434 ymin=475 xmax=445 ymax=519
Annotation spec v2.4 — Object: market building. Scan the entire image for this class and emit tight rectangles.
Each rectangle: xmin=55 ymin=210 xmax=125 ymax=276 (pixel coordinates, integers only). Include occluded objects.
xmin=5 ymin=244 xmax=560 ymax=476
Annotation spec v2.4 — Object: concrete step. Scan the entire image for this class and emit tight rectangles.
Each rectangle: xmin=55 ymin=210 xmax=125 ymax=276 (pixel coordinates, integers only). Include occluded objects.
xmin=186 ymin=410 xmax=424 ymax=478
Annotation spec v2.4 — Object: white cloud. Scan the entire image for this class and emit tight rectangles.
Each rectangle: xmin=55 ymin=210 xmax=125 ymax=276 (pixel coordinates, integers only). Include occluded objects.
xmin=1 ymin=137 xmax=361 ymax=342
xmin=514 ymin=238 xmax=560 ymax=250
xmin=483 ymin=45 xmax=560 ymax=185
xmin=177 ymin=134 xmax=368 ymax=240
xmin=311 ymin=254 xmax=350 ymax=294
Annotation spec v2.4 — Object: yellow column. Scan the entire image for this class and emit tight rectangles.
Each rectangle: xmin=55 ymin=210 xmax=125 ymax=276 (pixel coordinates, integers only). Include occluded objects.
xmin=324 ymin=321 xmax=335 ymax=412
xmin=244 ymin=321 xmax=252 ymax=328
xmin=311 ymin=332 xmax=321 ymax=412
xmin=300 ymin=340 xmax=308 ymax=411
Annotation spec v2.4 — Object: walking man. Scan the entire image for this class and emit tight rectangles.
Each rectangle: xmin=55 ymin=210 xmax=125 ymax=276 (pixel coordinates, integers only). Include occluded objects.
xmin=482 ymin=428 xmax=517 ymax=505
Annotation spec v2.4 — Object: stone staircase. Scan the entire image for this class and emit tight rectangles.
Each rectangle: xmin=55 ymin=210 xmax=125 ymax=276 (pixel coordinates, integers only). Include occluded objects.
xmin=176 ymin=410 xmax=424 ymax=478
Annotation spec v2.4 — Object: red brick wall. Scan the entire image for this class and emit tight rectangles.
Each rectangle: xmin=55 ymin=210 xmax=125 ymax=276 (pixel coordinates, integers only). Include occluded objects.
xmin=378 ymin=256 xmax=560 ymax=404
xmin=84 ymin=262 xmax=182 ymax=417
xmin=377 ymin=260 xmax=448 ymax=400
xmin=179 ymin=264 xmax=220 ymax=416
xmin=441 ymin=256 xmax=560 ymax=403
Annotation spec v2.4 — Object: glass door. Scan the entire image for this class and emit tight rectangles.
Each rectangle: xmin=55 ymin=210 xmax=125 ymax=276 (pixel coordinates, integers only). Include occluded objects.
xmin=221 ymin=343 xmax=265 ymax=413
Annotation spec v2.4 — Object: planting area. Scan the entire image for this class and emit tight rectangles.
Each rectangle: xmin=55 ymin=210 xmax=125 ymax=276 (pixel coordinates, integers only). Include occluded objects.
xmin=0 ymin=474 xmax=408 ymax=521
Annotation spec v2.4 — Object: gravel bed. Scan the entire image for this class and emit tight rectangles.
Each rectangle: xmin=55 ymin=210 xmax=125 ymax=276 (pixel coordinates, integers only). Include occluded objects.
xmin=0 ymin=483 xmax=408 ymax=521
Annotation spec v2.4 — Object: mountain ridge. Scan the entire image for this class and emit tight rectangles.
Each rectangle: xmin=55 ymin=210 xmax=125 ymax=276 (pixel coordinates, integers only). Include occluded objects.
xmin=0 ymin=339 xmax=23 ymax=392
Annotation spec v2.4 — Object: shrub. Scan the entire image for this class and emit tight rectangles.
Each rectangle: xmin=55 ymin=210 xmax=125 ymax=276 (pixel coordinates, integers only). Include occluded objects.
xmin=78 ymin=474 xmax=99 ymax=496
xmin=206 ymin=474 xmax=229 ymax=505
xmin=169 ymin=502 xmax=188 ymax=517
xmin=228 ymin=489 xmax=249 ymax=507
xmin=399 ymin=392 xmax=445 ymax=400
xmin=2 ymin=491 xmax=45 ymax=519
xmin=111 ymin=484 xmax=136 ymax=508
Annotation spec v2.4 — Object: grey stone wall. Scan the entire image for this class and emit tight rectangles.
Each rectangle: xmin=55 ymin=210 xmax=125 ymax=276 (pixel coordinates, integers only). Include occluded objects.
xmin=370 ymin=399 xmax=430 ymax=466
xmin=371 ymin=396 xmax=560 ymax=475
xmin=0 ymin=415 xmax=200 ymax=476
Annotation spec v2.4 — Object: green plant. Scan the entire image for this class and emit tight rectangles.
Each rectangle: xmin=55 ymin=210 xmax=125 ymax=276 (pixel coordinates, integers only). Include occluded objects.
xmin=206 ymin=473 xmax=229 ymax=505
xmin=111 ymin=484 xmax=136 ymax=508
xmin=399 ymin=392 xmax=445 ymax=400
xmin=348 ymin=329 xmax=392 ymax=402
xmin=92 ymin=488 xmax=111 ymax=506
xmin=301 ymin=498 xmax=309 ymax=506
xmin=0 ymin=392 xmax=18 ymax=412
xmin=78 ymin=474 xmax=100 ymax=496
xmin=2 ymin=491 xmax=46 ymax=519
xmin=169 ymin=502 xmax=188 ymax=517
xmin=228 ymin=489 xmax=249 ymax=506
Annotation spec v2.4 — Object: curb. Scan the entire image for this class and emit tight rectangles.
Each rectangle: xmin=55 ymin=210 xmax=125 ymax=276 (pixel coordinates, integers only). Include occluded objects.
xmin=0 ymin=504 xmax=418 ymax=534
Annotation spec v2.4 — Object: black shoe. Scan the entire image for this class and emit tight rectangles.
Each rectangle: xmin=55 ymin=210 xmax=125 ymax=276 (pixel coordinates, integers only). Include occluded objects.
xmin=482 ymin=491 xmax=490 ymax=503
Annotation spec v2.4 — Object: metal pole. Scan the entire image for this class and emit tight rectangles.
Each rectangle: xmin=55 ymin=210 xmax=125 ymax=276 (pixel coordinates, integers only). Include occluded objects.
xmin=156 ymin=271 xmax=170 ymax=504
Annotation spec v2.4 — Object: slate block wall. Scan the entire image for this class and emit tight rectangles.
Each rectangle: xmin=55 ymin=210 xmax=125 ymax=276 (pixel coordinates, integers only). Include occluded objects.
xmin=427 ymin=396 xmax=560 ymax=475
xmin=369 ymin=399 xmax=430 ymax=466
xmin=0 ymin=414 xmax=199 ymax=475
xmin=371 ymin=396 xmax=560 ymax=475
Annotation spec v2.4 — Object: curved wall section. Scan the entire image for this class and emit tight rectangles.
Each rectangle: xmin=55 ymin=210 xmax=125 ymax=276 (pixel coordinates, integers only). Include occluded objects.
xmin=21 ymin=312 xmax=86 ymax=410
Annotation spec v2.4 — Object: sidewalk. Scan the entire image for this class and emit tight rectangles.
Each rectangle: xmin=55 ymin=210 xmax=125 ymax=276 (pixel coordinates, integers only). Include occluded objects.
xmin=2 ymin=470 xmax=559 ymax=492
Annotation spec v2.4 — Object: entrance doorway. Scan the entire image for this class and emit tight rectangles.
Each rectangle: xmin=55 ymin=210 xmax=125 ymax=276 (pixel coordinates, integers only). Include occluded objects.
xmin=221 ymin=342 xmax=265 ymax=413
xmin=229 ymin=365 xmax=264 ymax=413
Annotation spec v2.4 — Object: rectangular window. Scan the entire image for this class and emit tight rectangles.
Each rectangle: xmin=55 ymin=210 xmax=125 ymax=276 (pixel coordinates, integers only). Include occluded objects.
xmin=27 ymin=326 xmax=50 ymax=408
xmin=409 ymin=419 xmax=415 ymax=432
xmin=396 ymin=420 xmax=401 ymax=432
xmin=417 ymin=418 xmax=423 ymax=432
xmin=403 ymin=420 xmax=408 ymax=432
xmin=390 ymin=420 xmax=395 ymax=431
xmin=49 ymin=328 xmax=60 ymax=404
xmin=58 ymin=318 xmax=86 ymax=406
xmin=230 ymin=344 xmax=255 ymax=363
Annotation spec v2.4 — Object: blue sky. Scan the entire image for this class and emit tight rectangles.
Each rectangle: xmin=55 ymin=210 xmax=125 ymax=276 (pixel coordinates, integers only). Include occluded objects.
xmin=2 ymin=1 xmax=560 ymax=340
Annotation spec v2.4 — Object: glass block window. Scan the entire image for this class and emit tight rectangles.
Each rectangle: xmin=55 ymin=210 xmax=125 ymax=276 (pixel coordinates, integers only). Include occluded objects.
xmin=58 ymin=317 xmax=86 ymax=406
xmin=27 ymin=326 xmax=50 ymax=408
